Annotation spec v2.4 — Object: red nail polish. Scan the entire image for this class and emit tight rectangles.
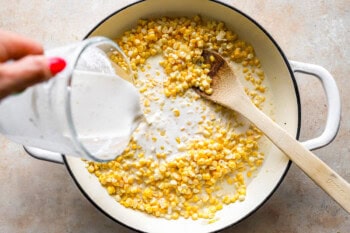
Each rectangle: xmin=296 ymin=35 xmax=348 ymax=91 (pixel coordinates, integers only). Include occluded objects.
xmin=49 ymin=57 xmax=66 ymax=75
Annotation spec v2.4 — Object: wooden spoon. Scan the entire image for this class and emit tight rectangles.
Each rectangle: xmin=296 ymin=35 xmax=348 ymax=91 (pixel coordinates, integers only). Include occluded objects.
xmin=197 ymin=50 xmax=350 ymax=213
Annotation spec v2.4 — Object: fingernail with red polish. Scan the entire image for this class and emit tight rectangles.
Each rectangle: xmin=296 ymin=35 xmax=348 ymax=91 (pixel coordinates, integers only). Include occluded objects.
xmin=49 ymin=57 xmax=66 ymax=75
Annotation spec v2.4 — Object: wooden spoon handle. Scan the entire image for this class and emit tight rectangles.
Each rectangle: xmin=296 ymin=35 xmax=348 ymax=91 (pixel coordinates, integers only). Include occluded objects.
xmin=238 ymin=100 xmax=350 ymax=213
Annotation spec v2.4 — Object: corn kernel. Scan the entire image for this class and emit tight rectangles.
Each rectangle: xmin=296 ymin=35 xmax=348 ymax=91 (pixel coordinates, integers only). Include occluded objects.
xmin=87 ymin=165 xmax=95 ymax=173
xmin=107 ymin=186 xmax=116 ymax=195
xmin=171 ymin=212 xmax=179 ymax=220
xmin=191 ymin=213 xmax=199 ymax=220
xmin=173 ymin=109 xmax=180 ymax=117
xmin=144 ymin=99 xmax=150 ymax=107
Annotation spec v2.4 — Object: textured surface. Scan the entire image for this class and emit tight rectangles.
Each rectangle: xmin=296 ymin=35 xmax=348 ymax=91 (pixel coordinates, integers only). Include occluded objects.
xmin=0 ymin=0 xmax=349 ymax=232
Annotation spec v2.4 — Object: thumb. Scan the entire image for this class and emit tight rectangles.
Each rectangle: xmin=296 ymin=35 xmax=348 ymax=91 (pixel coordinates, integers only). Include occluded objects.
xmin=0 ymin=56 xmax=65 ymax=99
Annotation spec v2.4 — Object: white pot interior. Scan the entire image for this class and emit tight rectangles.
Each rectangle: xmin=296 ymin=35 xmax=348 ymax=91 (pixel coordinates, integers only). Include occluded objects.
xmin=65 ymin=0 xmax=299 ymax=232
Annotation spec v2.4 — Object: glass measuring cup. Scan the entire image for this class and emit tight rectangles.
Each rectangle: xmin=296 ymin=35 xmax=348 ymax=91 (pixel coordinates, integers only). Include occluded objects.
xmin=0 ymin=37 xmax=142 ymax=162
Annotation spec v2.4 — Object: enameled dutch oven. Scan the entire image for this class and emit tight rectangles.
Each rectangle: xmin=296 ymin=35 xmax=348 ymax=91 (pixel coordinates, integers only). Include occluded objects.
xmin=25 ymin=0 xmax=341 ymax=232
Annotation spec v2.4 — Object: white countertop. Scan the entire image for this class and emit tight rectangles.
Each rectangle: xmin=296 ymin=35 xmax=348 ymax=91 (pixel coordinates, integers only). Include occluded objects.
xmin=0 ymin=0 xmax=349 ymax=232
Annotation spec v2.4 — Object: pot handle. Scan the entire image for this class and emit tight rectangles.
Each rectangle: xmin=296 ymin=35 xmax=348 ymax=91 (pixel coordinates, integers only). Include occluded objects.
xmin=289 ymin=60 xmax=341 ymax=150
xmin=24 ymin=146 xmax=64 ymax=164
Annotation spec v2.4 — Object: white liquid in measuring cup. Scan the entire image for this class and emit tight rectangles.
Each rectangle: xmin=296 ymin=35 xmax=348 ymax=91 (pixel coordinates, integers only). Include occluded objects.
xmin=70 ymin=70 xmax=143 ymax=161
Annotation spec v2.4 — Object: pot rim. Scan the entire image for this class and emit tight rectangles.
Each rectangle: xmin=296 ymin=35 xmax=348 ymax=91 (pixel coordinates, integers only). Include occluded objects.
xmin=64 ymin=0 xmax=300 ymax=232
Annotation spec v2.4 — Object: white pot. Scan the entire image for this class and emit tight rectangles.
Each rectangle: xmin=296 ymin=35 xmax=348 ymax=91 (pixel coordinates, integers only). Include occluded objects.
xmin=25 ymin=0 xmax=341 ymax=232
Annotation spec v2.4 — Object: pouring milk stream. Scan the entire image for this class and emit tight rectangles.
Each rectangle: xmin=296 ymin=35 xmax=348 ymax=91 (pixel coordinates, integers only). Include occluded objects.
xmin=70 ymin=70 xmax=143 ymax=160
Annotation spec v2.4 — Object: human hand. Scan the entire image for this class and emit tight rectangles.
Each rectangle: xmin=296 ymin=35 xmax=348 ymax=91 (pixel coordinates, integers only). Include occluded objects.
xmin=0 ymin=30 xmax=66 ymax=100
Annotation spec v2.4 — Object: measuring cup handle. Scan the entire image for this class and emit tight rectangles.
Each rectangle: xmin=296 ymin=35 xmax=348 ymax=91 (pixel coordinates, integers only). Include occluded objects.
xmin=289 ymin=60 xmax=341 ymax=150
xmin=24 ymin=146 xmax=64 ymax=164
